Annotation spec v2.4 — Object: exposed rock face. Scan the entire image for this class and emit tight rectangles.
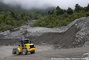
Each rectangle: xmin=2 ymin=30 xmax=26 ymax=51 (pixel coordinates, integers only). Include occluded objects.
xmin=74 ymin=17 xmax=89 ymax=47
xmin=0 ymin=17 xmax=89 ymax=48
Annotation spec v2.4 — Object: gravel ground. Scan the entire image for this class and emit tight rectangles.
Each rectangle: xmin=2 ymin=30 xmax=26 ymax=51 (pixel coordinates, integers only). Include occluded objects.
xmin=0 ymin=45 xmax=53 ymax=60
xmin=0 ymin=46 xmax=89 ymax=60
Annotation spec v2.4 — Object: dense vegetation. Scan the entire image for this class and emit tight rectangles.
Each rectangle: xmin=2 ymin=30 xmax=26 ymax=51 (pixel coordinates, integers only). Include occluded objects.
xmin=0 ymin=2 xmax=51 ymax=31
xmin=33 ymin=4 xmax=89 ymax=28
xmin=0 ymin=2 xmax=89 ymax=32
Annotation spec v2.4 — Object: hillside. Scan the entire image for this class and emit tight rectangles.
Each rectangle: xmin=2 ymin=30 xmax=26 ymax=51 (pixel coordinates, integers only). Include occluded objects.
xmin=0 ymin=2 xmax=89 ymax=48
xmin=0 ymin=17 xmax=89 ymax=48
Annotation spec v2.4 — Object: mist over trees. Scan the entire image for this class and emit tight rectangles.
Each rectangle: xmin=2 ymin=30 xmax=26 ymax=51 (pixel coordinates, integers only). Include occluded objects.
xmin=0 ymin=2 xmax=89 ymax=31
xmin=0 ymin=2 xmax=51 ymax=31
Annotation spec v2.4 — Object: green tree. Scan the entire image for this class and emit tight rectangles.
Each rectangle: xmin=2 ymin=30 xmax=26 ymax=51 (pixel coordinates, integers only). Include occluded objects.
xmin=67 ymin=8 xmax=73 ymax=14
xmin=56 ymin=9 xmax=64 ymax=15
xmin=10 ymin=11 xmax=17 ymax=18
xmin=56 ymin=6 xmax=61 ymax=10
xmin=55 ymin=6 xmax=64 ymax=15
xmin=48 ymin=10 xmax=54 ymax=15
xmin=75 ymin=4 xmax=84 ymax=12
xmin=85 ymin=4 xmax=89 ymax=11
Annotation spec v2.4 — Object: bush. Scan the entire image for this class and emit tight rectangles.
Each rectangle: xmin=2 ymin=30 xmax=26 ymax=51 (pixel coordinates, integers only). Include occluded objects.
xmin=86 ymin=12 xmax=89 ymax=17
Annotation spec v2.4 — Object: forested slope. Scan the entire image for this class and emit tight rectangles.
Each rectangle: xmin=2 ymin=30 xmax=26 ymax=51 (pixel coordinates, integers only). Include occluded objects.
xmin=0 ymin=2 xmax=51 ymax=31
xmin=33 ymin=4 xmax=89 ymax=28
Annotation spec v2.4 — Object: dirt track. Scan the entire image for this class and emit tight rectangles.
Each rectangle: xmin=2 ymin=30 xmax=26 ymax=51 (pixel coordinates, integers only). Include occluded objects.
xmin=0 ymin=46 xmax=89 ymax=60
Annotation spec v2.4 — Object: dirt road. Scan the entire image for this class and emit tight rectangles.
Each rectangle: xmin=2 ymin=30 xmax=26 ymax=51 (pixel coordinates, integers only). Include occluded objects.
xmin=0 ymin=45 xmax=89 ymax=60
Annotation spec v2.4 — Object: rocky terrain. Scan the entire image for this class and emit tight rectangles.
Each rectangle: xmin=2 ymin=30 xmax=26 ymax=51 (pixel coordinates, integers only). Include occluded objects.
xmin=0 ymin=17 xmax=89 ymax=60
xmin=0 ymin=17 xmax=89 ymax=48
xmin=0 ymin=46 xmax=89 ymax=60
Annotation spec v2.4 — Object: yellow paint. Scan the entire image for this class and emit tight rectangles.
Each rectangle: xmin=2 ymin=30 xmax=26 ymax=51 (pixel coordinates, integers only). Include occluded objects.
xmin=17 ymin=43 xmax=36 ymax=53
xmin=18 ymin=45 xmax=22 ymax=52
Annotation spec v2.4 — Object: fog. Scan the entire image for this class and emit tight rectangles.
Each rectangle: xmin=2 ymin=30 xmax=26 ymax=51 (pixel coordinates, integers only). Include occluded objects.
xmin=0 ymin=0 xmax=89 ymax=9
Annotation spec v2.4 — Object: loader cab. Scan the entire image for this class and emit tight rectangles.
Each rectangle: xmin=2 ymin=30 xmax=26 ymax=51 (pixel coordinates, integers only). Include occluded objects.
xmin=20 ymin=40 xmax=31 ymax=47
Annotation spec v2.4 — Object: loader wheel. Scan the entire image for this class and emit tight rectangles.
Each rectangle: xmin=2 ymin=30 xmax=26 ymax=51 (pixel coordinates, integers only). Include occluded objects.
xmin=12 ymin=50 xmax=16 ymax=54
xmin=30 ymin=51 xmax=35 ymax=54
xmin=12 ymin=48 xmax=17 ymax=54
xmin=16 ymin=49 xmax=20 ymax=55
xmin=22 ymin=49 xmax=28 ymax=55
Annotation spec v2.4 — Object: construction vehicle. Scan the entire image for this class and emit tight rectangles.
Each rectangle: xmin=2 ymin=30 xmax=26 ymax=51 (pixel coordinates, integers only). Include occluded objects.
xmin=12 ymin=40 xmax=36 ymax=55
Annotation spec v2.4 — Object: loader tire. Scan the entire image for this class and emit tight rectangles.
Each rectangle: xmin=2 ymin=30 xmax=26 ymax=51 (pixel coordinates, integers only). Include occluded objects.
xmin=22 ymin=49 xmax=28 ymax=55
xmin=16 ymin=49 xmax=20 ymax=55
xmin=30 ymin=50 xmax=35 ymax=54
xmin=12 ymin=50 xmax=16 ymax=54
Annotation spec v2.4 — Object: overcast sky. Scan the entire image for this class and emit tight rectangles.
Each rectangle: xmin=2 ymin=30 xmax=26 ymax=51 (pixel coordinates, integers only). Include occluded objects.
xmin=0 ymin=0 xmax=89 ymax=9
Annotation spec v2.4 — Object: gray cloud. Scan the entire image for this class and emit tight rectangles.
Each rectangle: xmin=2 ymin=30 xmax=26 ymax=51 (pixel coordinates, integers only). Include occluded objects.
xmin=0 ymin=0 xmax=89 ymax=9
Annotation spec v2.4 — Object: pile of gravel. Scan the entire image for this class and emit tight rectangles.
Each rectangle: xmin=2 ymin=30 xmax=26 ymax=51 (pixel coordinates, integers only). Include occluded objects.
xmin=0 ymin=17 xmax=89 ymax=48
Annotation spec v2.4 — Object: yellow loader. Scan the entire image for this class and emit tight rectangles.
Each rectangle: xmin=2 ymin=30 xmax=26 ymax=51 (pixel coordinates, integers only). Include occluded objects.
xmin=12 ymin=40 xmax=36 ymax=55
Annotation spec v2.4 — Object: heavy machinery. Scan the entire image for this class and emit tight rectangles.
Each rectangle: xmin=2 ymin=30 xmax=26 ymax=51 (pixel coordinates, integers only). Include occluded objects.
xmin=12 ymin=40 xmax=36 ymax=55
